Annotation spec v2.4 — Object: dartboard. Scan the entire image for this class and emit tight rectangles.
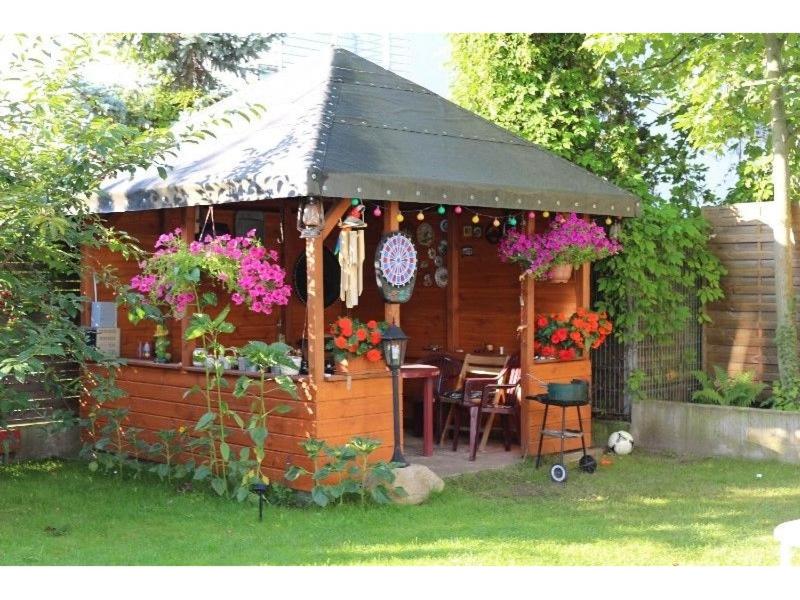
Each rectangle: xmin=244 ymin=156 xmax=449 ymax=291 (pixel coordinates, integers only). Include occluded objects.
xmin=377 ymin=232 xmax=417 ymax=287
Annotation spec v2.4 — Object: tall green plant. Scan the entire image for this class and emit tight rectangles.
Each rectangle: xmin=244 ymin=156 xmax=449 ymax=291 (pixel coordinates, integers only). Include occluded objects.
xmin=691 ymin=366 xmax=766 ymax=407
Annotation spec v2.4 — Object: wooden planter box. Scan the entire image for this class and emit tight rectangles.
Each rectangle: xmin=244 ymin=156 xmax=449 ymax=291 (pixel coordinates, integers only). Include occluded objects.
xmin=632 ymin=399 xmax=800 ymax=464
xmin=334 ymin=355 xmax=388 ymax=375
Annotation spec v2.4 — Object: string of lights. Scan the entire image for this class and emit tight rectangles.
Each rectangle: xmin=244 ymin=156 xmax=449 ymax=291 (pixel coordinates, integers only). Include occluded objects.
xmin=349 ymin=197 xmax=619 ymax=227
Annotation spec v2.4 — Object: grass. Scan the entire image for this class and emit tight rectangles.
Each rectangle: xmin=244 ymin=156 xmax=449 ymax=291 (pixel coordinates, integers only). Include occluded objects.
xmin=0 ymin=452 xmax=797 ymax=565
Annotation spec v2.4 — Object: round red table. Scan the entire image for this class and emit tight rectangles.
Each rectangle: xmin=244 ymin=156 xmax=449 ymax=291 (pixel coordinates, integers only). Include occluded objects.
xmin=400 ymin=363 xmax=440 ymax=457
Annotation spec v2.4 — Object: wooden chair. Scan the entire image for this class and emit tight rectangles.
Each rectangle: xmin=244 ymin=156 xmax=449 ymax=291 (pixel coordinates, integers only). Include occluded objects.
xmin=468 ymin=353 xmax=522 ymax=461
xmin=416 ymin=353 xmax=463 ymax=439
xmin=438 ymin=353 xmax=510 ymax=451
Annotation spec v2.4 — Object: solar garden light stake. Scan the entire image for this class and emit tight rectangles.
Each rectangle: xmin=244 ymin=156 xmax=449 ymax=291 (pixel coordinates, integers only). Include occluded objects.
xmin=381 ymin=322 xmax=409 ymax=467
xmin=250 ymin=482 xmax=269 ymax=521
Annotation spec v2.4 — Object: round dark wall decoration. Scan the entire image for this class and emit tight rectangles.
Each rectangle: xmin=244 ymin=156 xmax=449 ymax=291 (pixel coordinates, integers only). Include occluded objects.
xmin=293 ymin=246 xmax=341 ymax=308
xmin=485 ymin=226 xmax=502 ymax=244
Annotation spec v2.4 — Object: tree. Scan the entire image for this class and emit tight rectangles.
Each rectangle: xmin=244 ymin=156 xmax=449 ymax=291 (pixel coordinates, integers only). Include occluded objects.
xmin=449 ymin=34 xmax=725 ymax=341
xmin=586 ymin=34 xmax=799 ymax=383
xmin=111 ymin=33 xmax=282 ymax=127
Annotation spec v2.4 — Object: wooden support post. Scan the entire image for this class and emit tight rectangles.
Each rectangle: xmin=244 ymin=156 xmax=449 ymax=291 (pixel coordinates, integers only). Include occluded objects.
xmin=180 ymin=206 xmax=197 ymax=367
xmin=383 ymin=201 xmax=401 ymax=327
xmin=446 ymin=207 xmax=460 ymax=353
xmin=305 ymin=234 xmax=326 ymax=385
xmin=519 ymin=215 xmax=536 ymax=454
xmin=576 ymin=215 xmax=591 ymax=309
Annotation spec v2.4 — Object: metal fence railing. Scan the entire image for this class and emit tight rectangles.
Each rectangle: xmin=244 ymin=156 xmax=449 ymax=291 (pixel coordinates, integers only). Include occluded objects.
xmin=590 ymin=273 xmax=702 ymax=421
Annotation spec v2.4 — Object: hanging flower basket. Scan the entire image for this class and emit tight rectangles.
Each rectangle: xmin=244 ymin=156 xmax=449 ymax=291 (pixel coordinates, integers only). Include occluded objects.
xmin=546 ymin=264 xmax=573 ymax=283
xmin=498 ymin=213 xmax=622 ymax=280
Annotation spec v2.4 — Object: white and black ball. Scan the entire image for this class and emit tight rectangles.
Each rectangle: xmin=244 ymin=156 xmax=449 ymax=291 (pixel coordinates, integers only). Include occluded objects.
xmin=608 ymin=430 xmax=634 ymax=455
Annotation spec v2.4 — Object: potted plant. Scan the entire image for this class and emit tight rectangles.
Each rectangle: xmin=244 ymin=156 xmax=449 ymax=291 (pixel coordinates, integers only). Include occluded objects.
xmin=498 ymin=213 xmax=622 ymax=281
xmin=534 ymin=309 xmax=612 ymax=361
xmin=326 ymin=317 xmax=388 ymax=375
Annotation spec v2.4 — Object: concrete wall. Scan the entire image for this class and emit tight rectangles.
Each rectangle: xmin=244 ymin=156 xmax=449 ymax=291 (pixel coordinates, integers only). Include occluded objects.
xmin=632 ymin=399 xmax=800 ymax=463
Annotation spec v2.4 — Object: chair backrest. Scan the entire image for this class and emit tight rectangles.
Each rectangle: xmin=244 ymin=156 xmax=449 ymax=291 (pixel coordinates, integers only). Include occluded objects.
xmin=419 ymin=352 xmax=464 ymax=395
xmin=456 ymin=353 xmax=509 ymax=389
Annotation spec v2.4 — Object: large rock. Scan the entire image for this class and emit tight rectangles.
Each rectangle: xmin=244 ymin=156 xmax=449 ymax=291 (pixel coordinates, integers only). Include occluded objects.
xmin=390 ymin=464 xmax=445 ymax=505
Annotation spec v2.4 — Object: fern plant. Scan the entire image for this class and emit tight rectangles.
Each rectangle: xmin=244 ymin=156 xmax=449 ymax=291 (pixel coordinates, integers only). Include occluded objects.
xmin=691 ymin=366 xmax=766 ymax=407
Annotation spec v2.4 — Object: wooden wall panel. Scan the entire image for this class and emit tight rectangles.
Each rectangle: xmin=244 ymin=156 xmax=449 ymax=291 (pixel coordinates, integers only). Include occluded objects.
xmin=702 ymin=202 xmax=800 ymax=383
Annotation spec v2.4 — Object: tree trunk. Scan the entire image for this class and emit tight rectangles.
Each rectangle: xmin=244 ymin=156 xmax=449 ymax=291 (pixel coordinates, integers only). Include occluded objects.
xmin=765 ymin=33 xmax=799 ymax=384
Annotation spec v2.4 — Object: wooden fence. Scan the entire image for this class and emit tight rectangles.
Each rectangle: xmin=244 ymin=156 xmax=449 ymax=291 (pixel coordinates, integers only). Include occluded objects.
xmin=702 ymin=201 xmax=799 ymax=382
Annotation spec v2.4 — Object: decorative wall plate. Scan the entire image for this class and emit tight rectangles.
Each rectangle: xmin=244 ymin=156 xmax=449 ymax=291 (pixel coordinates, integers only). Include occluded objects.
xmin=462 ymin=225 xmax=473 ymax=238
xmin=440 ymin=219 xmax=449 ymax=233
xmin=435 ymin=267 xmax=449 ymax=288
xmin=375 ymin=231 xmax=418 ymax=303
xmin=426 ymin=247 xmax=435 ymax=259
xmin=423 ymin=273 xmax=433 ymax=287
xmin=293 ymin=247 xmax=341 ymax=308
xmin=438 ymin=240 xmax=448 ymax=255
xmin=434 ymin=255 xmax=443 ymax=267
xmin=472 ymin=226 xmax=483 ymax=238
xmin=461 ymin=246 xmax=474 ymax=256
xmin=416 ymin=222 xmax=434 ymax=247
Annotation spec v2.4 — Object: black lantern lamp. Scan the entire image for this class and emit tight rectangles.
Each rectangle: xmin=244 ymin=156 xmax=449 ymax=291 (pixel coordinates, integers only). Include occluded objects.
xmin=297 ymin=197 xmax=324 ymax=239
xmin=381 ymin=322 xmax=409 ymax=467
xmin=250 ymin=482 xmax=269 ymax=521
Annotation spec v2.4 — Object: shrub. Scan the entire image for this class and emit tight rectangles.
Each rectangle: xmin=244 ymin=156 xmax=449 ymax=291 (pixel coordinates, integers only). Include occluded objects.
xmin=691 ymin=366 xmax=766 ymax=407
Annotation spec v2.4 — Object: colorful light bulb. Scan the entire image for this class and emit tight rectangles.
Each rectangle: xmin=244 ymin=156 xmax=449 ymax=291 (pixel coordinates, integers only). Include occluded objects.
xmin=351 ymin=197 xmax=360 ymax=206
xmin=542 ymin=211 xmax=550 ymax=218
xmin=373 ymin=205 xmax=382 ymax=218
xmin=417 ymin=211 xmax=425 ymax=221
xmin=605 ymin=216 xmax=613 ymax=225
xmin=397 ymin=213 xmax=405 ymax=223
xmin=472 ymin=214 xmax=480 ymax=224
xmin=437 ymin=205 xmax=446 ymax=215
xmin=509 ymin=216 xmax=518 ymax=226
xmin=493 ymin=218 xmax=501 ymax=227
xmin=528 ymin=211 xmax=536 ymax=219
xmin=454 ymin=206 xmax=463 ymax=214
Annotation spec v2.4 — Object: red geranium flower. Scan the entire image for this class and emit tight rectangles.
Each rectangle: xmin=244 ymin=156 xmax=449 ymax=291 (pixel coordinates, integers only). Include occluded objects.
xmin=334 ymin=336 xmax=348 ymax=349
xmin=370 ymin=331 xmax=382 ymax=345
xmin=337 ymin=317 xmax=353 ymax=337
xmin=356 ymin=328 xmax=367 ymax=341
xmin=536 ymin=315 xmax=549 ymax=328
xmin=366 ymin=320 xmax=378 ymax=329
xmin=365 ymin=348 xmax=382 ymax=362
xmin=541 ymin=345 xmax=555 ymax=357
xmin=558 ymin=348 xmax=576 ymax=360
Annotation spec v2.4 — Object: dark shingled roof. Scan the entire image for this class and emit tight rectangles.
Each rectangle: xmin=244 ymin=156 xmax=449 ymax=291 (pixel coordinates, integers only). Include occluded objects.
xmin=92 ymin=47 xmax=640 ymax=217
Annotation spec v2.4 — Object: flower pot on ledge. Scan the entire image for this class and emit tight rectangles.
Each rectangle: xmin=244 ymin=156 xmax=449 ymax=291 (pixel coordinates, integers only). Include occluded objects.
xmin=546 ymin=264 xmax=573 ymax=283
xmin=334 ymin=355 xmax=388 ymax=375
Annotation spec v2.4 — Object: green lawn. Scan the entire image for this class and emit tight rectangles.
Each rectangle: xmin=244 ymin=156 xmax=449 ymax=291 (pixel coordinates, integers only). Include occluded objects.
xmin=0 ymin=453 xmax=797 ymax=565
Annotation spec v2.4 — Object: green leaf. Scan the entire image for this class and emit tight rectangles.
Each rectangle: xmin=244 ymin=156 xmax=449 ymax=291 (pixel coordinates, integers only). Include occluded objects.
xmin=249 ymin=426 xmax=267 ymax=448
xmin=219 ymin=441 xmax=230 ymax=461
xmin=195 ymin=411 xmax=215 ymax=431
xmin=210 ymin=477 xmax=227 ymax=496
xmin=284 ymin=465 xmax=304 ymax=481
xmin=193 ymin=465 xmax=211 ymax=481
xmin=273 ymin=404 xmax=292 ymax=415
xmin=311 ymin=486 xmax=329 ymax=507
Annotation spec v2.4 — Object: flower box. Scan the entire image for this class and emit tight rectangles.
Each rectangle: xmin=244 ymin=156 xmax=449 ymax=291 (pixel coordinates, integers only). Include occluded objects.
xmin=334 ymin=355 xmax=388 ymax=375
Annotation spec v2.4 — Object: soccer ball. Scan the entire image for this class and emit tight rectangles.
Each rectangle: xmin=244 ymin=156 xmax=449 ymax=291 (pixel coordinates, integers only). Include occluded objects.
xmin=608 ymin=431 xmax=634 ymax=455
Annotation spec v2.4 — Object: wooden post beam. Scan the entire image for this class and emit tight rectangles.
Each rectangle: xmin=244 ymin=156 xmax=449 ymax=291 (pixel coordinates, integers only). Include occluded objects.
xmin=446 ymin=207 xmax=460 ymax=353
xmin=180 ymin=207 xmax=197 ymax=367
xmin=383 ymin=201 xmax=401 ymax=326
xmin=305 ymin=234 xmax=326 ymax=385
xmin=518 ymin=214 xmax=536 ymax=454
xmin=322 ymin=198 xmax=353 ymax=240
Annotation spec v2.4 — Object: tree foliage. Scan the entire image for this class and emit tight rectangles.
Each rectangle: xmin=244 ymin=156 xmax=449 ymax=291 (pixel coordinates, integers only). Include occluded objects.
xmin=111 ymin=33 xmax=282 ymax=127
xmin=450 ymin=33 xmax=725 ymax=340
xmin=0 ymin=35 xmax=182 ymax=427
xmin=584 ymin=33 xmax=800 ymax=203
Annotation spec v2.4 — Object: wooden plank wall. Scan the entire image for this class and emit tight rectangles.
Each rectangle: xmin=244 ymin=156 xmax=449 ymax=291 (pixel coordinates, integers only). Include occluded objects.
xmin=702 ymin=202 xmax=800 ymax=382
xmin=87 ymin=363 xmax=315 ymax=487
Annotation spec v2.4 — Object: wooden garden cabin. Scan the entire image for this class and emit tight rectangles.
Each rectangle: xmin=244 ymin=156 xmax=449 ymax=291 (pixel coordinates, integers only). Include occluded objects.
xmin=83 ymin=49 xmax=640 ymax=486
